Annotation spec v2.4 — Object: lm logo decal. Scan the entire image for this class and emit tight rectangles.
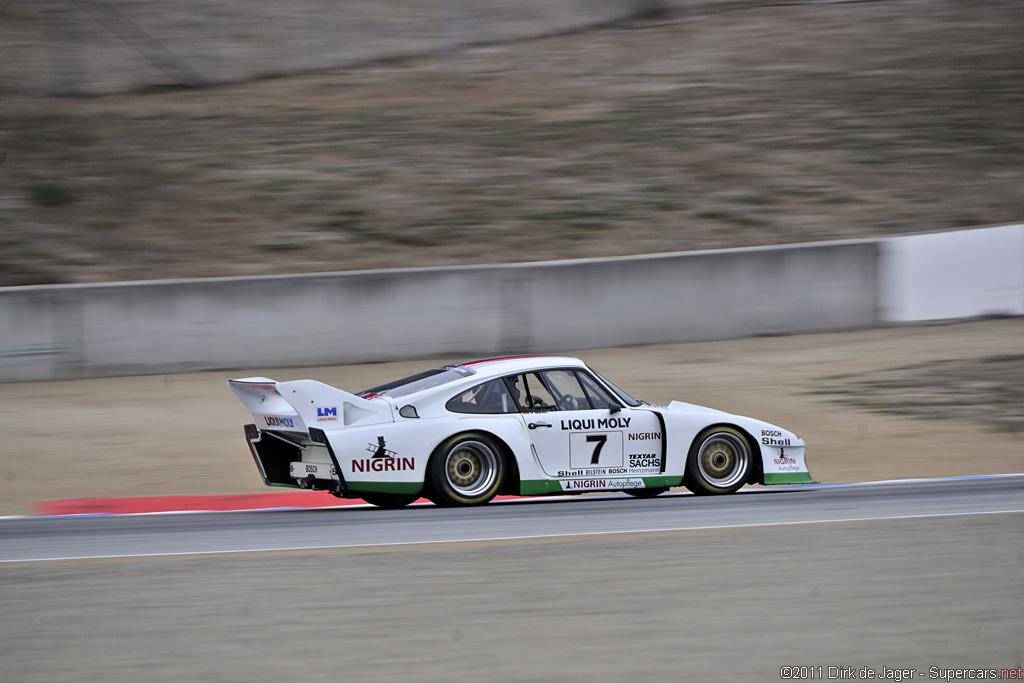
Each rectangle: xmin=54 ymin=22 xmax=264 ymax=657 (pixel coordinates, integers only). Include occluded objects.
xmin=317 ymin=406 xmax=338 ymax=422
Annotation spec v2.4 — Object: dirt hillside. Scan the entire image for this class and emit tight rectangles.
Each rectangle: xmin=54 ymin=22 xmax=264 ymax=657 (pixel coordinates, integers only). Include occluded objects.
xmin=1 ymin=0 xmax=1022 ymax=286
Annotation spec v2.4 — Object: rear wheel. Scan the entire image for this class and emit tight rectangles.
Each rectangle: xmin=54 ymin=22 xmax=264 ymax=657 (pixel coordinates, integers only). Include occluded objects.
xmin=684 ymin=427 xmax=751 ymax=495
xmin=360 ymin=492 xmax=420 ymax=509
xmin=428 ymin=433 xmax=506 ymax=506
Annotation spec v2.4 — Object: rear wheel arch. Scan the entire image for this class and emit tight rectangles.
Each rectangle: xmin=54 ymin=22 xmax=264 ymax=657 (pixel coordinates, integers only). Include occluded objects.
xmin=430 ymin=429 xmax=521 ymax=496
xmin=425 ymin=430 xmax=511 ymax=506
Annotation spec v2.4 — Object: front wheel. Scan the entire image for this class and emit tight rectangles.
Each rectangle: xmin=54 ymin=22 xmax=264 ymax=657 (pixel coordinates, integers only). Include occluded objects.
xmin=428 ymin=433 xmax=506 ymax=506
xmin=683 ymin=427 xmax=752 ymax=495
xmin=360 ymin=492 xmax=420 ymax=509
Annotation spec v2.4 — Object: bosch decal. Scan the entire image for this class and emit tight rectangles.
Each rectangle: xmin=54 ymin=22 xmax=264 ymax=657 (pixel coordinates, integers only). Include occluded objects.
xmin=302 ymin=463 xmax=337 ymax=477
xmin=761 ymin=429 xmax=791 ymax=446
xmin=317 ymin=406 xmax=339 ymax=422
xmin=556 ymin=468 xmax=627 ymax=477
xmin=264 ymin=415 xmax=295 ymax=428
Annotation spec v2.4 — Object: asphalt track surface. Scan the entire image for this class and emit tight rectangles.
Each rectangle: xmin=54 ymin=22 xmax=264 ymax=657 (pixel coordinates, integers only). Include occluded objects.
xmin=3 ymin=476 xmax=1023 ymax=682
xmin=1 ymin=476 xmax=1022 ymax=564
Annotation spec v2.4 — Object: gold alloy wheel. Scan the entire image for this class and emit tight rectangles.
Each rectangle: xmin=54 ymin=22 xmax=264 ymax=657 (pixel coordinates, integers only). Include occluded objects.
xmin=444 ymin=440 xmax=499 ymax=497
xmin=696 ymin=431 xmax=750 ymax=489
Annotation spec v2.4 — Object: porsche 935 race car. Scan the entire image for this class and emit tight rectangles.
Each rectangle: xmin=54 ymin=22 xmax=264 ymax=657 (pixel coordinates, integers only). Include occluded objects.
xmin=229 ymin=355 xmax=812 ymax=507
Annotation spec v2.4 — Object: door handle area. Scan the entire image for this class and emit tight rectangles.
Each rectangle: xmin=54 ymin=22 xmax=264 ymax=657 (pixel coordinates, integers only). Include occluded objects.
xmin=528 ymin=422 xmax=552 ymax=430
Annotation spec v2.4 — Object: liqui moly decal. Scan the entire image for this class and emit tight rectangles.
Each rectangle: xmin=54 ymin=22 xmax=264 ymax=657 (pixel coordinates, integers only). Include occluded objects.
xmin=264 ymin=415 xmax=295 ymax=428
xmin=317 ymin=406 xmax=339 ymax=422
xmin=560 ymin=417 xmax=631 ymax=431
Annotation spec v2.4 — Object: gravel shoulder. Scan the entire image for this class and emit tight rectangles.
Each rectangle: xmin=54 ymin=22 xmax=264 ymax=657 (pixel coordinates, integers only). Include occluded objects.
xmin=2 ymin=317 xmax=1021 ymax=516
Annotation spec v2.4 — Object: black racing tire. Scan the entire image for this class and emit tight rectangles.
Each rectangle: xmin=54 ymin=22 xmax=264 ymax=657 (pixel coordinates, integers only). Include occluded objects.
xmin=428 ymin=432 xmax=506 ymax=506
xmin=359 ymin=492 xmax=420 ymax=509
xmin=683 ymin=426 xmax=752 ymax=496
xmin=624 ymin=487 xmax=668 ymax=498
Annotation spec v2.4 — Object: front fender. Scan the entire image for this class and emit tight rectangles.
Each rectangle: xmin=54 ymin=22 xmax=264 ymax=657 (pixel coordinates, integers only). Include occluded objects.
xmin=728 ymin=417 xmax=812 ymax=485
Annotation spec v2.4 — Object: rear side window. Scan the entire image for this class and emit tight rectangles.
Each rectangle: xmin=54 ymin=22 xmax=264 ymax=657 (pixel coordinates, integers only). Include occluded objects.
xmin=446 ymin=379 xmax=518 ymax=414
xmin=360 ymin=366 xmax=475 ymax=400
xmin=503 ymin=372 xmax=560 ymax=413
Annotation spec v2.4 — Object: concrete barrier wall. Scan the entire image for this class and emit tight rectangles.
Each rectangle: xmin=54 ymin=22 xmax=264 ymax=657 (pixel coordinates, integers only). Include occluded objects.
xmin=878 ymin=224 xmax=1024 ymax=322
xmin=0 ymin=239 xmax=878 ymax=381
xmin=3 ymin=224 xmax=1022 ymax=382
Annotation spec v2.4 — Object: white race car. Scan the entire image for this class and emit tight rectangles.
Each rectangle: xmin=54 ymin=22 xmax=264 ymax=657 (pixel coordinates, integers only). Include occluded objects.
xmin=229 ymin=355 xmax=812 ymax=507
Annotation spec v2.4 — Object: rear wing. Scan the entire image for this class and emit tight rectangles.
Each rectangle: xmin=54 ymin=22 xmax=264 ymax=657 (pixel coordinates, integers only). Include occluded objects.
xmin=228 ymin=377 xmax=393 ymax=433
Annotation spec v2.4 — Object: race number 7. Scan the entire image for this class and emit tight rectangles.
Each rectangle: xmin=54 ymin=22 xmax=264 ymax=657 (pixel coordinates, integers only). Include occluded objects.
xmin=568 ymin=431 xmax=623 ymax=469
xmin=586 ymin=434 xmax=607 ymax=464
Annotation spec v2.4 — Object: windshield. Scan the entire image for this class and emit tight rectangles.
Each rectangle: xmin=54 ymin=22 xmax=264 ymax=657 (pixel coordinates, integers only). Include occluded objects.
xmin=358 ymin=366 xmax=476 ymax=400
xmin=590 ymin=369 xmax=642 ymax=407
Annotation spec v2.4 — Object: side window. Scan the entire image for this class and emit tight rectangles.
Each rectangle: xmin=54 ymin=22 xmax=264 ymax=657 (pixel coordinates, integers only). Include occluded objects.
xmin=504 ymin=373 xmax=559 ymax=413
xmin=446 ymin=379 xmax=517 ymax=414
xmin=577 ymin=371 xmax=618 ymax=410
xmin=540 ymin=369 xmax=592 ymax=411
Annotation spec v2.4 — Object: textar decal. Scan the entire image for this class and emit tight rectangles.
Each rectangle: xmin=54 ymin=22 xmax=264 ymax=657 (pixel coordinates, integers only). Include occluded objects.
xmin=629 ymin=454 xmax=661 ymax=469
xmin=560 ymin=417 xmax=631 ymax=431
xmin=351 ymin=457 xmax=415 ymax=473
xmin=317 ymin=406 xmax=338 ymax=422
xmin=264 ymin=415 xmax=295 ymax=428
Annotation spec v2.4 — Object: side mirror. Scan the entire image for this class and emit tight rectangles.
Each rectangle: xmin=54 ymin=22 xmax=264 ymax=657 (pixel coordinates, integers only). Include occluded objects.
xmin=609 ymin=402 xmax=622 ymax=415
